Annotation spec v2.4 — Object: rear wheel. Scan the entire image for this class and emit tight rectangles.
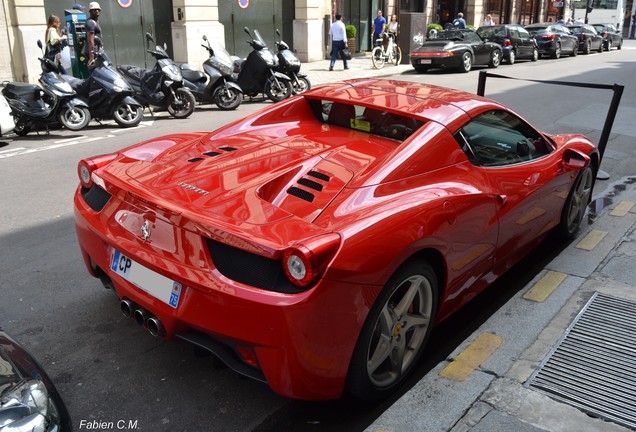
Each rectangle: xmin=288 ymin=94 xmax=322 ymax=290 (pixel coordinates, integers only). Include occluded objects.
xmin=584 ymin=40 xmax=591 ymax=54
xmin=392 ymin=46 xmax=402 ymax=66
xmin=597 ymin=41 xmax=603 ymax=53
xmin=371 ymin=47 xmax=385 ymax=69
xmin=606 ymin=40 xmax=612 ymax=51
xmin=167 ymin=88 xmax=196 ymax=119
xmin=291 ymin=76 xmax=311 ymax=95
xmin=346 ymin=260 xmax=438 ymax=400
xmin=59 ymin=106 xmax=91 ymax=131
xmin=212 ymin=85 xmax=243 ymax=110
xmin=558 ymin=165 xmax=595 ymax=238
xmin=459 ymin=51 xmax=472 ymax=73
xmin=264 ymin=76 xmax=292 ymax=102
xmin=507 ymin=49 xmax=516 ymax=65
xmin=112 ymin=102 xmax=143 ymax=127
xmin=553 ymin=42 xmax=561 ymax=59
xmin=617 ymin=39 xmax=622 ymax=50
xmin=13 ymin=121 xmax=30 ymax=136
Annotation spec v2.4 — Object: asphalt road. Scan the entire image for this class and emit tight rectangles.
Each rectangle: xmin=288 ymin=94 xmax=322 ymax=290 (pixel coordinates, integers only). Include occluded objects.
xmin=1 ymin=41 xmax=635 ymax=432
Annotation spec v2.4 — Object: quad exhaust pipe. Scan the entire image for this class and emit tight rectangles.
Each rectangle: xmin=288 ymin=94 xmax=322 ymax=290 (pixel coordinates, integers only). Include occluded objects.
xmin=120 ymin=299 xmax=165 ymax=337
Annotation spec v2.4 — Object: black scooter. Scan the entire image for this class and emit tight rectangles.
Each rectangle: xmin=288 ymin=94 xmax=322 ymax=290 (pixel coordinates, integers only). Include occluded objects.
xmin=1 ymin=41 xmax=90 ymax=136
xmin=233 ymin=28 xmax=292 ymax=103
xmin=117 ymin=33 xmax=195 ymax=118
xmin=180 ymin=36 xmax=243 ymax=110
xmin=273 ymin=29 xmax=311 ymax=95
xmin=60 ymin=45 xmax=143 ymax=127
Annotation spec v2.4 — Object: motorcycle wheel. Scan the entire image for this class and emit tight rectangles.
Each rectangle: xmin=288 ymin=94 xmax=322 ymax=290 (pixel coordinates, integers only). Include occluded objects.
xmin=112 ymin=102 xmax=143 ymax=128
xmin=14 ymin=121 xmax=30 ymax=136
xmin=212 ymin=86 xmax=243 ymax=111
xmin=59 ymin=106 xmax=91 ymax=131
xmin=291 ymin=77 xmax=311 ymax=95
xmin=264 ymin=77 xmax=292 ymax=103
xmin=167 ymin=88 xmax=196 ymax=119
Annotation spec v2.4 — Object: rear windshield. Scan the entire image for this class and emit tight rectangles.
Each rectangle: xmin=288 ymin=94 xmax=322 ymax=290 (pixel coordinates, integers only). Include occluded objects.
xmin=477 ymin=26 xmax=507 ymax=39
xmin=306 ymin=99 xmax=424 ymax=141
xmin=526 ymin=25 xmax=548 ymax=32
xmin=431 ymin=30 xmax=467 ymax=41
xmin=568 ymin=27 xmax=582 ymax=34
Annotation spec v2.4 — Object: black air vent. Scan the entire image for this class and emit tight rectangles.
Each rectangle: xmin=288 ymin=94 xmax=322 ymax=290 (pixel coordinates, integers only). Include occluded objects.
xmin=188 ymin=157 xmax=204 ymax=162
xmin=287 ymin=187 xmax=315 ymax=202
xmin=298 ymin=178 xmax=323 ymax=191
xmin=81 ymin=184 xmax=112 ymax=212
xmin=203 ymin=151 xmax=221 ymax=157
xmin=308 ymin=170 xmax=330 ymax=182
xmin=219 ymin=146 xmax=237 ymax=152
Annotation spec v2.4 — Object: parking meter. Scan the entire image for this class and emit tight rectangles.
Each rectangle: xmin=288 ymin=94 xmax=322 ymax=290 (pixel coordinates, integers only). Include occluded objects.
xmin=65 ymin=9 xmax=90 ymax=78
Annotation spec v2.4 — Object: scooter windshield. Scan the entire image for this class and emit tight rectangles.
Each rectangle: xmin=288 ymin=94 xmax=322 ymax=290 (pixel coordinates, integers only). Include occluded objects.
xmin=209 ymin=42 xmax=233 ymax=66
xmin=253 ymin=30 xmax=268 ymax=47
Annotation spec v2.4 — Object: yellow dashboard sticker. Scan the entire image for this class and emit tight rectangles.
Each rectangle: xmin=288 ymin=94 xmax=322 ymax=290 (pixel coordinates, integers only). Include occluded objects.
xmin=351 ymin=119 xmax=371 ymax=132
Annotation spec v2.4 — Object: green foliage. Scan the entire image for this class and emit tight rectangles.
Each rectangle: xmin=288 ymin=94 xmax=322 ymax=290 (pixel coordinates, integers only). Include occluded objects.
xmin=427 ymin=23 xmax=443 ymax=32
xmin=345 ymin=24 xmax=357 ymax=39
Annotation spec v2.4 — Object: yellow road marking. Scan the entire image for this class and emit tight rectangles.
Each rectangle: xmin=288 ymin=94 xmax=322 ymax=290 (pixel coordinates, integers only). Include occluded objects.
xmin=576 ymin=229 xmax=607 ymax=251
xmin=610 ymin=201 xmax=635 ymax=217
xmin=523 ymin=271 xmax=567 ymax=302
xmin=439 ymin=333 xmax=503 ymax=381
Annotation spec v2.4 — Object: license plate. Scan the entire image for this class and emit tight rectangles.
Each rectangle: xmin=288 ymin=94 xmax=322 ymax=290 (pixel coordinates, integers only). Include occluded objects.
xmin=110 ymin=249 xmax=182 ymax=309
xmin=419 ymin=59 xmax=432 ymax=64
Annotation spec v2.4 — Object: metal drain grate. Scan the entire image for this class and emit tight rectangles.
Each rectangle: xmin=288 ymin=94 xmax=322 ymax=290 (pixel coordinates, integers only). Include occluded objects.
xmin=528 ymin=292 xmax=636 ymax=429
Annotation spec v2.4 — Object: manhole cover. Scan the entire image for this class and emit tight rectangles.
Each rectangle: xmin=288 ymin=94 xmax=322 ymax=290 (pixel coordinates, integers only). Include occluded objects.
xmin=528 ymin=292 xmax=636 ymax=429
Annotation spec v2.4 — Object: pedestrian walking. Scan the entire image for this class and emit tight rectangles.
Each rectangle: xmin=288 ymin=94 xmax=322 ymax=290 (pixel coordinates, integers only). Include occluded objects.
xmin=453 ymin=12 xmax=467 ymax=29
xmin=329 ymin=13 xmax=349 ymax=71
xmin=86 ymin=1 xmax=102 ymax=67
xmin=44 ymin=14 xmax=68 ymax=74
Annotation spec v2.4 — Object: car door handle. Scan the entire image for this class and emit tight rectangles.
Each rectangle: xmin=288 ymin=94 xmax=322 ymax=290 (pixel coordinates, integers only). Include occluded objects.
xmin=497 ymin=195 xmax=508 ymax=207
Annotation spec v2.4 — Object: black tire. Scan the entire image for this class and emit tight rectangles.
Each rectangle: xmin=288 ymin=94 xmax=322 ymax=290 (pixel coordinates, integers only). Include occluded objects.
xmin=459 ymin=51 xmax=472 ymax=73
xmin=597 ymin=41 xmax=603 ymax=53
xmin=489 ymin=49 xmax=501 ymax=68
xmin=112 ymin=102 xmax=143 ymax=127
xmin=212 ymin=85 xmax=243 ymax=110
xmin=167 ymin=88 xmax=196 ymax=119
xmin=13 ymin=121 xmax=30 ymax=136
xmin=557 ymin=165 xmax=595 ymax=238
xmin=347 ymin=260 xmax=438 ymax=400
xmin=606 ymin=40 xmax=612 ymax=51
xmin=507 ymin=49 xmax=516 ymax=65
xmin=59 ymin=106 xmax=91 ymax=131
xmin=584 ymin=40 xmax=591 ymax=54
xmin=531 ymin=47 xmax=539 ymax=62
xmin=264 ymin=76 xmax=292 ymax=102
xmin=291 ymin=77 xmax=311 ymax=95
xmin=617 ymin=39 xmax=622 ymax=50
xmin=553 ymin=42 xmax=561 ymax=59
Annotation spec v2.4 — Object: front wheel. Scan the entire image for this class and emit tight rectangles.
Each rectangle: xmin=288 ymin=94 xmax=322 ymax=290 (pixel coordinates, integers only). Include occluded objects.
xmin=392 ymin=46 xmax=402 ymax=66
xmin=59 ymin=106 xmax=91 ymax=131
xmin=507 ymin=49 xmax=516 ymax=65
xmin=459 ymin=51 xmax=472 ymax=73
xmin=212 ymin=85 xmax=243 ymax=110
xmin=264 ymin=76 xmax=292 ymax=102
xmin=531 ymin=47 xmax=539 ymax=61
xmin=112 ymin=102 xmax=143 ymax=127
xmin=597 ymin=41 xmax=603 ymax=53
xmin=13 ymin=120 xmax=30 ymax=136
xmin=553 ymin=43 xmax=561 ymax=59
xmin=489 ymin=49 xmax=501 ymax=68
xmin=291 ymin=76 xmax=311 ymax=95
xmin=167 ymin=88 xmax=196 ymax=119
xmin=558 ymin=165 xmax=595 ymax=238
xmin=347 ymin=260 xmax=438 ymax=400
xmin=371 ymin=47 xmax=385 ymax=69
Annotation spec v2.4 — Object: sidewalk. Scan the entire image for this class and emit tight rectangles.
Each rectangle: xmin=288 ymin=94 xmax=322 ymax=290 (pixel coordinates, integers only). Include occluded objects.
xmin=302 ymin=54 xmax=413 ymax=87
xmin=367 ymin=178 xmax=636 ymax=431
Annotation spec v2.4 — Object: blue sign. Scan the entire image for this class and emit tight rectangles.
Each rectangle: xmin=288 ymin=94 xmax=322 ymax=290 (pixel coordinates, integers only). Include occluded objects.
xmin=238 ymin=0 xmax=249 ymax=8
xmin=118 ymin=0 xmax=132 ymax=8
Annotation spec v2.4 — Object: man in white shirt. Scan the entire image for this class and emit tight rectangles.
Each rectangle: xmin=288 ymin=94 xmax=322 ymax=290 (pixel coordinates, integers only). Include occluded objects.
xmin=329 ymin=13 xmax=349 ymax=71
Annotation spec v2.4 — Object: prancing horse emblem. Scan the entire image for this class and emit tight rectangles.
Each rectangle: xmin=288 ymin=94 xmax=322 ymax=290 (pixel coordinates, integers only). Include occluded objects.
xmin=141 ymin=220 xmax=151 ymax=242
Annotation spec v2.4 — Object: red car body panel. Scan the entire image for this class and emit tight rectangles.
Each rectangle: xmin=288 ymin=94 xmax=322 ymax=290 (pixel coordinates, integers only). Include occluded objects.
xmin=74 ymin=79 xmax=598 ymax=399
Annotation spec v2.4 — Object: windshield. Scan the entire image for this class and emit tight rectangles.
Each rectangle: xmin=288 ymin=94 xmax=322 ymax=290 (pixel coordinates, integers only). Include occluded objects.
xmin=253 ymin=29 xmax=268 ymax=47
xmin=209 ymin=41 xmax=233 ymax=64
xmin=431 ymin=30 xmax=466 ymax=41
xmin=477 ymin=26 xmax=507 ymax=38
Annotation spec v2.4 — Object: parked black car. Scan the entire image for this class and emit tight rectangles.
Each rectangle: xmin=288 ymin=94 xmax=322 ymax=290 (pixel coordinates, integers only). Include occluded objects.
xmin=476 ymin=24 xmax=538 ymax=64
xmin=592 ymin=23 xmax=623 ymax=50
xmin=410 ymin=29 xmax=502 ymax=73
xmin=567 ymin=23 xmax=604 ymax=54
xmin=0 ymin=329 xmax=72 ymax=431
xmin=525 ymin=23 xmax=578 ymax=59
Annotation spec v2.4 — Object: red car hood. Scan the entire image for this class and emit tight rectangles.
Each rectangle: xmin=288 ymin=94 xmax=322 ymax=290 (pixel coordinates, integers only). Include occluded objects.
xmin=114 ymin=130 xmax=392 ymax=226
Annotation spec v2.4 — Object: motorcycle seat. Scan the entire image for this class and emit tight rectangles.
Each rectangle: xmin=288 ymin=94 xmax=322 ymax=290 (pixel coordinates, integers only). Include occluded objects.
xmin=4 ymin=82 xmax=40 ymax=97
xmin=180 ymin=67 xmax=206 ymax=83
xmin=60 ymin=76 xmax=90 ymax=97
xmin=118 ymin=65 xmax=148 ymax=81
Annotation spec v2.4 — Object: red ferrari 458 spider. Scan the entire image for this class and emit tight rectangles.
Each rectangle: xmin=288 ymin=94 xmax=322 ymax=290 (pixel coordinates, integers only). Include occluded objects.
xmin=74 ymin=79 xmax=598 ymax=400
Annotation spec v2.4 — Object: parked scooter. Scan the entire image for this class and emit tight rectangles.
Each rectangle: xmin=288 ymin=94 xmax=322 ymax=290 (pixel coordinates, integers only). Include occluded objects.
xmin=1 ymin=41 xmax=90 ymax=136
xmin=233 ymin=28 xmax=292 ymax=103
xmin=180 ymin=36 xmax=243 ymax=110
xmin=60 ymin=44 xmax=143 ymax=127
xmin=0 ymin=94 xmax=16 ymax=137
xmin=273 ymin=29 xmax=311 ymax=95
xmin=117 ymin=33 xmax=195 ymax=118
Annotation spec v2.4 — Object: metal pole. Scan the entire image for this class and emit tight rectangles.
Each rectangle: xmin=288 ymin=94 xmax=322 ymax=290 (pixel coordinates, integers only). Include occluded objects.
xmin=597 ymin=84 xmax=624 ymax=161
xmin=477 ymin=70 xmax=487 ymax=96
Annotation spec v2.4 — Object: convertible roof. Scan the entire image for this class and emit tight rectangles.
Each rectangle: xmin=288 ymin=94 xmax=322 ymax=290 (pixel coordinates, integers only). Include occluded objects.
xmin=305 ymin=78 xmax=503 ymax=128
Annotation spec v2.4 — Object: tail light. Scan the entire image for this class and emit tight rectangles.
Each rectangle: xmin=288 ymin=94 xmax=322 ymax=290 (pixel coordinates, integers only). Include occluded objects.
xmin=541 ymin=33 xmax=556 ymax=41
xmin=282 ymin=233 xmax=341 ymax=287
xmin=503 ymin=39 xmax=512 ymax=47
xmin=78 ymin=154 xmax=117 ymax=188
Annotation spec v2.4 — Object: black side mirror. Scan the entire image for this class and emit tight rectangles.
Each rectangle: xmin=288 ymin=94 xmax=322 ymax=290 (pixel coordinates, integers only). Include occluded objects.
xmin=37 ymin=40 xmax=43 ymax=50
xmin=202 ymin=35 xmax=208 ymax=41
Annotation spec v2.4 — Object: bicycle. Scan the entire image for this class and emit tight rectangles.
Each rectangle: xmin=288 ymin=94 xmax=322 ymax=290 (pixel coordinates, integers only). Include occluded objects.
xmin=371 ymin=32 xmax=402 ymax=69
